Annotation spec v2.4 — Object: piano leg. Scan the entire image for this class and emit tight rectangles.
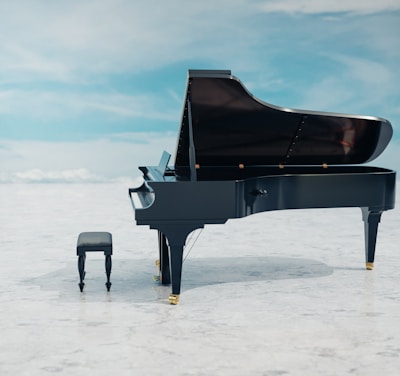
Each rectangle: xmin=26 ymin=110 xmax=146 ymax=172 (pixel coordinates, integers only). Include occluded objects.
xmin=158 ymin=231 xmax=171 ymax=285
xmin=361 ymin=208 xmax=383 ymax=270
xmin=168 ymin=244 xmax=185 ymax=305
xmin=152 ymin=223 xmax=204 ymax=304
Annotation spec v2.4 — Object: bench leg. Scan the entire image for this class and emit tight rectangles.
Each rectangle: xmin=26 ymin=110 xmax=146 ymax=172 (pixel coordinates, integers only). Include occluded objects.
xmin=78 ymin=254 xmax=86 ymax=292
xmin=105 ymin=255 xmax=112 ymax=291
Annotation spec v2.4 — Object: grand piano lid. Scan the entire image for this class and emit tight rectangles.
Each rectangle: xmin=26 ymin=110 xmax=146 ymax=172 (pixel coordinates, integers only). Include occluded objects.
xmin=174 ymin=70 xmax=393 ymax=173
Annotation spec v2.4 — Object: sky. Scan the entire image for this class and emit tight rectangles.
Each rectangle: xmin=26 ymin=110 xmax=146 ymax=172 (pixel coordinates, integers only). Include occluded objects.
xmin=0 ymin=0 xmax=399 ymax=183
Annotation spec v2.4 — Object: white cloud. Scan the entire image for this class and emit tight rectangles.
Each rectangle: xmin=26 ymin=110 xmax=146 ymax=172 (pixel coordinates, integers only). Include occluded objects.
xmin=0 ymin=89 xmax=179 ymax=122
xmin=258 ymin=0 xmax=400 ymax=14
xmin=0 ymin=132 xmax=177 ymax=183
xmin=332 ymin=56 xmax=392 ymax=87
xmin=0 ymin=0 xmax=254 ymax=82
xmin=0 ymin=0 xmax=398 ymax=88
xmin=294 ymin=77 xmax=354 ymax=112
xmin=292 ymin=54 xmax=397 ymax=118
xmin=11 ymin=168 xmax=106 ymax=183
xmin=1 ymin=1 xmax=398 ymax=102
xmin=0 ymin=45 xmax=71 ymax=83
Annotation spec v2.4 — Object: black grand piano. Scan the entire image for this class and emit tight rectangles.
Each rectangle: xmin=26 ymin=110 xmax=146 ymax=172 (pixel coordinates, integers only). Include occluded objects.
xmin=129 ymin=70 xmax=396 ymax=304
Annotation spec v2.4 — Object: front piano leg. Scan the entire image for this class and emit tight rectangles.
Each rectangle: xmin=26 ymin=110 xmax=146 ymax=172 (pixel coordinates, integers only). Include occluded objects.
xmin=361 ymin=208 xmax=383 ymax=270
xmin=168 ymin=244 xmax=185 ymax=305
xmin=153 ymin=223 xmax=203 ymax=304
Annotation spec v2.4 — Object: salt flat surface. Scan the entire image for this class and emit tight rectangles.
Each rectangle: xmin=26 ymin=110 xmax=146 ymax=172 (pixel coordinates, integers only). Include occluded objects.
xmin=0 ymin=183 xmax=399 ymax=375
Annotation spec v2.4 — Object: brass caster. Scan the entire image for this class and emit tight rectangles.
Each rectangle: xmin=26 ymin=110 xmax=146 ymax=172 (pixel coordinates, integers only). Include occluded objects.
xmin=366 ymin=262 xmax=374 ymax=270
xmin=152 ymin=275 xmax=160 ymax=282
xmin=169 ymin=294 xmax=180 ymax=305
xmin=155 ymin=259 xmax=160 ymax=268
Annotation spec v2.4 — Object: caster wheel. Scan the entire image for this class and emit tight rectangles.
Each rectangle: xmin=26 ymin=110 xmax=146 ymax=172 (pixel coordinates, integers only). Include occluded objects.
xmin=169 ymin=294 xmax=180 ymax=305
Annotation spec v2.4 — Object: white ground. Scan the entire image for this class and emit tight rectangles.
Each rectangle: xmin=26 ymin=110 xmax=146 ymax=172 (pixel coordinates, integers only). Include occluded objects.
xmin=0 ymin=183 xmax=399 ymax=375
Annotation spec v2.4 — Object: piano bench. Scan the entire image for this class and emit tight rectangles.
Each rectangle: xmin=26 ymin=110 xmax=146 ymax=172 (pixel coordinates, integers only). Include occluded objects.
xmin=76 ymin=232 xmax=112 ymax=292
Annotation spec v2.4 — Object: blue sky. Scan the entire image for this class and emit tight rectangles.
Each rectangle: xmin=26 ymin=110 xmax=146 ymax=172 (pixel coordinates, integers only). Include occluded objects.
xmin=0 ymin=0 xmax=399 ymax=182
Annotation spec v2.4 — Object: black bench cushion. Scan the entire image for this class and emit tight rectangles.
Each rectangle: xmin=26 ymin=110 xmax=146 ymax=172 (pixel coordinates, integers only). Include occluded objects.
xmin=77 ymin=232 xmax=112 ymax=255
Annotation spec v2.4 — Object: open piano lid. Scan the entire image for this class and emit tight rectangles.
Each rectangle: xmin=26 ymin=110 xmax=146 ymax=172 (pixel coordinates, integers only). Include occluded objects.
xmin=174 ymin=70 xmax=393 ymax=175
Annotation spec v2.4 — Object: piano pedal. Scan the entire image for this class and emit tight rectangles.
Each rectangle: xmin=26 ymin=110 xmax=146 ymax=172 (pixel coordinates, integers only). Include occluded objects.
xmin=366 ymin=262 xmax=374 ymax=270
xmin=152 ymin=260 xmax=162 ymax=281
xmin=169 ymin=294 xmax=180 ymax=305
